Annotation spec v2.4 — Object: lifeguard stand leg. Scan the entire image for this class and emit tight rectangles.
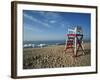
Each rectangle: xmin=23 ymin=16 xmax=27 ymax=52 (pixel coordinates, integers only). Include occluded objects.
xmin=74 ymin=36 xmax=77 ymax=56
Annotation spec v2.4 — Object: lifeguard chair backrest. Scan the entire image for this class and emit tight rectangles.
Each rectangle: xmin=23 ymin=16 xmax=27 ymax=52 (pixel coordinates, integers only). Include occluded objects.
xmin=68 ymin=27 xmax=76 ymax=34
xmin=67 ymin=27 xmax=76 ymax=40
xmin=68 ymin=26 xmax=83 ymax=34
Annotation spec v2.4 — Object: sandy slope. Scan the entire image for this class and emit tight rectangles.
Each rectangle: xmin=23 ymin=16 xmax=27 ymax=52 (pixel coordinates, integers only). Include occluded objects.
xmin=23 ymin=43 xmax=91 ymax=69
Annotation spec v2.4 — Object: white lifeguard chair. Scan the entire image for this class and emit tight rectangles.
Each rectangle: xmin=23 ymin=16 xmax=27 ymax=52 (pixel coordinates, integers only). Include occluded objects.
xmin=64 ymin=25 xmax=85 ymax=56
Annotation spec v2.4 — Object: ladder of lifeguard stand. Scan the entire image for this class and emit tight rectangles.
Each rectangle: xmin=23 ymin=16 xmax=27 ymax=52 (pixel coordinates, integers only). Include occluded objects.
xmin=64 ymin=26 xmax=85 ymax=56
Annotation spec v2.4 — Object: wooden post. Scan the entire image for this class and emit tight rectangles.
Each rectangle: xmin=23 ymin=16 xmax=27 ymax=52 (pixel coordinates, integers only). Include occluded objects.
xmin=74 ymin=27 xmax=77 ymax=56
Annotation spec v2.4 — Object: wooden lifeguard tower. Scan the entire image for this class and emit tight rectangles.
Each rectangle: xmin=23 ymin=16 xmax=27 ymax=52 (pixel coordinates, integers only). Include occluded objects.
xmin=64 ymin=26 xmax=85 ymax=56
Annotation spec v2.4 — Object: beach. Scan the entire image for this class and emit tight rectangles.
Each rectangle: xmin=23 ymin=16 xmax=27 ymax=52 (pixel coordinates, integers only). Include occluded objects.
xmin=23 ymin=42 xmax=91 ymax=69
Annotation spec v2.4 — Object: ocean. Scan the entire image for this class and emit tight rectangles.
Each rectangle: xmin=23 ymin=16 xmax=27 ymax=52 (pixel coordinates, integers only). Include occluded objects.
xmin=23 ymin=40 xmax=65 ymax=48
xmin=23 ymin=39 xmax=90 ymax=48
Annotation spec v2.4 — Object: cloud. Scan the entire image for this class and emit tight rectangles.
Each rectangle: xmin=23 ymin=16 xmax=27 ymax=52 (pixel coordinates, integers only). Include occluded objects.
xmin=36 ymin=11 xmax=63 ymax=22
xmin=39 ymin=11 xmax=61 ymax=19
xmin=23 ymin=13 xmax=50 ymax=28
xmin=40 ymin=12 xmax=63 ymax=22
xmin=49 ymin=20 xmax=56 ymax=24
xmin=24 ymin=23 xmax=43 ymax=33
xmin=23 ymin=11 xmax=70 ymax=30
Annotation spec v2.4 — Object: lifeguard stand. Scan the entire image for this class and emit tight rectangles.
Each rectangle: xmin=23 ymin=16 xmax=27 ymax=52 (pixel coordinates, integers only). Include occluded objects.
xmin=64 ymin=26 xmax=85 ymax=56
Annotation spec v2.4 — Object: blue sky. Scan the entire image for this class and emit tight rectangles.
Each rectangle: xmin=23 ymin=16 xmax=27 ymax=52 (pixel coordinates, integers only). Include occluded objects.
xmin=23 ymin=10 xmax=91 ymax=41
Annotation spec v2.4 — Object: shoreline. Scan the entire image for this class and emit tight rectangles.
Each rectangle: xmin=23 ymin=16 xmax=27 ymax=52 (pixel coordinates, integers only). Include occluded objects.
xmin=23 ymin=42 xmax=90 ymax=50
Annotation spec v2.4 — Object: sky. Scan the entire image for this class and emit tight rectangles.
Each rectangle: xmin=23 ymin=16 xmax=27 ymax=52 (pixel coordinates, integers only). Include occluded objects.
xmin=23 ymin=10 xmax=91 ymax=41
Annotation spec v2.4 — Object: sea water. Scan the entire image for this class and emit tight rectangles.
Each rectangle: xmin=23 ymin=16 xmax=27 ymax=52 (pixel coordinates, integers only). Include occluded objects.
xmin=23 ymin=40 xmax=65 ymax=48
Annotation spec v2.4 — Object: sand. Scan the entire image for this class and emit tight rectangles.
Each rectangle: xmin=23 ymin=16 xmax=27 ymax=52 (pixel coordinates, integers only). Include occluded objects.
xmin=23 ymin=43 xmax=91 ymax=69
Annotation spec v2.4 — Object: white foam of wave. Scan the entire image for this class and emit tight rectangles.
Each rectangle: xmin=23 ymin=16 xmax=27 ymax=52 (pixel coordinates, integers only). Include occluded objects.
xmin=23 ymin=43 xmax=47 ymax=48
